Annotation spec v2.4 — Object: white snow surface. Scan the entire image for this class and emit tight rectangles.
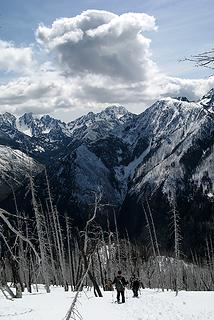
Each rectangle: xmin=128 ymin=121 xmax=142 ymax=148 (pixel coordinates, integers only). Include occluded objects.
xmin=1 ymin=286 xmax=214 ymax=320
xmin=74 ymin=145 xmax=121 ymax=203
xmin=0 ymin=145 xmax=35 ymax=173
xmin=16 ymin=118 xmax=33 ymax=137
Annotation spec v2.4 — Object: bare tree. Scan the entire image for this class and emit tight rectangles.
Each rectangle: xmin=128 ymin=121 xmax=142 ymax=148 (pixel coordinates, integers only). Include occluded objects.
xmin=170 ymin=205 xmax=182 ymax=295
xmin=113 ymin=209 xmax=121 ymax=268
xmin=29 ymin=176 xmax=50 ymax=293
xmin=45 ymin=169 xmax=67 ymax=289
xmin=79 ymin=191 xmax=103 ymax=297
xmin=0 ymin=209 xmax=40 ymax=261
xmin=181 ymin=49 xmax=214 ymax=70
xmin=63 ymin=257 xmax=92 ymax=320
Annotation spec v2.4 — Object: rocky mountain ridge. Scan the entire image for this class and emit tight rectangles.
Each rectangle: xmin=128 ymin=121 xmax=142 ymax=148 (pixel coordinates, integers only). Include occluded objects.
xmin=0 ymin=90 xmax=213 ymax=254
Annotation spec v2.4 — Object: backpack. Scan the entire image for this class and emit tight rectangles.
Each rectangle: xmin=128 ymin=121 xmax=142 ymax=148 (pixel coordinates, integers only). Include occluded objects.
xmin=115 ymin=277 xmax=125 ymax=291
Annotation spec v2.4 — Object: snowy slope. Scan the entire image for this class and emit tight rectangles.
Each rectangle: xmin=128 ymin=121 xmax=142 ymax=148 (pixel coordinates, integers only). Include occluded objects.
xmin=66 ymin=105 xmax=135 ymax=142
xmin=16 ymin=113 xmax=65 ymax=138
xmin=0 ymin=145 xmax=43 ymax=201
xmin=130 ymin=102 xmax=211 ymax=199
xmin=0 ymin=106 xmax=134 ymax=154
xmin=1 ymin=286 xmax=214 ymax=320
xmin=117 ymin=92 xmax=214 ymax=250
xmin=116 ymin=93 xmax=214 ymax=203
xmin=0 ymin=106 xmax=134 ymax=207
xmin=74 ymin=144 xmax=122 ymax=203
xmin=113 ymin=98 xmax=200 ymax=196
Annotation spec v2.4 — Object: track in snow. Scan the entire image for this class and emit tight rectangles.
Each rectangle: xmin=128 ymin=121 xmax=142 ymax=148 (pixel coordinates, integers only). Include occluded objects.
xmin=1 ymin=287 xmax=214 ymax=320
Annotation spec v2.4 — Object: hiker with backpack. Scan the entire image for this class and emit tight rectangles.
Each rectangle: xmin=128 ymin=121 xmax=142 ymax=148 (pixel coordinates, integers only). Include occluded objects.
xmin=112 ymin=271 xmax=128 ymax=303
xmin=130 ymin=274 xmax=140 ymax=298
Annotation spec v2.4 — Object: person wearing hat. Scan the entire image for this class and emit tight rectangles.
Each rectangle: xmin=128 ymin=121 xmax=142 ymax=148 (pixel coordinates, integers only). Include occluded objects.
xmin=112 ymin=271 xmax=128 ymax=303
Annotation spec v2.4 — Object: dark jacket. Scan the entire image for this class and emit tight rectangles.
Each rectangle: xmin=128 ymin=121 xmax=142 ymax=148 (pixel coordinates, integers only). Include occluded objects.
xmin=112 ymin=275 xmax=128 ymax=291
xmin=130 ymin=276 xmax=141 ymax=289
xmin=132 ymin=279 xmax=140 ymax=290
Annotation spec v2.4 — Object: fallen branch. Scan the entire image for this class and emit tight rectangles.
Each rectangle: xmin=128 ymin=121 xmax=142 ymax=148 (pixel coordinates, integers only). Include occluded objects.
xmin=0 ymin=209 xmax=41 ymax=262
xmin=63 ymin=257 xmax=92 ymax=320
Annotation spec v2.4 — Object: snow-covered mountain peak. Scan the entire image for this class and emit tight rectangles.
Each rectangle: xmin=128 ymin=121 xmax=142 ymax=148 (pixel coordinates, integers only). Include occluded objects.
xmin=86 ymin=111 xmax=95 ymax=118
xmin=173 ymin=96 xmax=190 ymax=102
xmin=0 ymin=112 xmax=16 ymax=126
xmin=67 ymin=112 xmax=96 ymax=132
xmin=120 ymin=94 xmax=206 ymax=152
xmin=40 ymin=114 xmax=54 ymax=123
xmin=201 ymin=88 xmax=214 ymax=100
xmin=200 ymin=88 xmax=214 ymax=110
xmin=67 ymin=106 xmax=134 ymax=142
xmin=15 ymin=112 xmax=66 ymax=138
xmin=16 ymin=116 xmax=32 ymax=137
xmin=147 ymin=98 xmax=199 ymax=118
xmin=101 ymin=105 xmax=129 ymax=119
xmin=19 ymin=112 xmax=38 ymax=125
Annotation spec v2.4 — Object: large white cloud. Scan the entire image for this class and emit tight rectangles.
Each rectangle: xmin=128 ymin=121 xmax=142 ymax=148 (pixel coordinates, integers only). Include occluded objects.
xmin=0 ymin=40 xmax=35 ymax=74
xmin=0 ymin=10 xmax=214 ymax=119
xmin=36 ymin=10 xmax=158 ymax=82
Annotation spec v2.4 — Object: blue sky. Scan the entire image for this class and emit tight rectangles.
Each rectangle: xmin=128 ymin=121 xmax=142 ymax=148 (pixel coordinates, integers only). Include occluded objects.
xmin=0 ymin=0 xmax=213 ymax=120
xmin=1 ymin=0 xmax=213 ymax=78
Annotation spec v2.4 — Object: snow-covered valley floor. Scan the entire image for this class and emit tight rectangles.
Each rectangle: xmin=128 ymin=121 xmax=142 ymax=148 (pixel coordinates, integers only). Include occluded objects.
xmin=1 ymin=286 xmax=214 ymax=320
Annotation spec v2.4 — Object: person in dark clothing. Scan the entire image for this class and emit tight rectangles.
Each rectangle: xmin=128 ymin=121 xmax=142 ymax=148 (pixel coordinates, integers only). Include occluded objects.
xmin=130 ymin=274 xmax=140 ymax=297
xmin=112 ymin=271 xmax=128 ymax=303
xmin=105 ymin=278 xmax=113 ymax=291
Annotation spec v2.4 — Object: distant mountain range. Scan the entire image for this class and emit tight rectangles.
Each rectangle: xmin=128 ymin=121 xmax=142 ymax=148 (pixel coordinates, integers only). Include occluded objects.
xmin=0 ymin=89 xmax=213 ymax=256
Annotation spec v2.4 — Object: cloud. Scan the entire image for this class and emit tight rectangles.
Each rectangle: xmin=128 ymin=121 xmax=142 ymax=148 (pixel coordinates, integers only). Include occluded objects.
xmin=36 ymin=10 xmax=158 ymax=82
xmin=164 ymin=76 xmax=214 ymax=100
xmin=1 ymin=10 xmax=214 ymax=120
xmin=0 ymin=40 xmax=35 ymax=74
xmin=0 ymin=69 xmax=90 ymax=116
xmin=0 ymin=71 xmax=65 ymax=114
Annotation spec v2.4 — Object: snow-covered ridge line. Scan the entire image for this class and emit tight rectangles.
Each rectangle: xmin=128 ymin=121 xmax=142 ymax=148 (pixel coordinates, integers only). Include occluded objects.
xmin=0 ymin=88 xmax=213 ymax=211
xmin=0 ymin=88 xmax=214 ymax=140
xmin=0 ymin=105 xmax=131 ymax=137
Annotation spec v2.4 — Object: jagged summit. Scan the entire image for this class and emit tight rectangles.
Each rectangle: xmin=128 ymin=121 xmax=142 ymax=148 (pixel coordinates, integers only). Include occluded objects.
xmin=201 ymin=88 xmax=214 ymax=100
xmin=66 ymin=105 xmax=134 ymax=142
xmin=19 ymin=112 xmax=35 ymax=123
xmin=0 ymin=87 xmax=213 ymax=125
xmin=200 ymin=88 xmax=214 ymax=110
xmin=0 ymin=112 xmax=16 ymax=126
xmin=16 ymin=112 xmax=62 ymax=138
xmin=68 ymin=105 xmax=131 ymax=125
xmin=1 ymin=88 xmax=213 ymax=153
xmin=0 ymin=105 xmax=134 ymax=153
xmin=173 ymin=97 xmax=190 ymax=102
xmin=157 ymin=88 xmax=214 ymax=107
xmin=101 ymin=105 xmax=129 ymax=118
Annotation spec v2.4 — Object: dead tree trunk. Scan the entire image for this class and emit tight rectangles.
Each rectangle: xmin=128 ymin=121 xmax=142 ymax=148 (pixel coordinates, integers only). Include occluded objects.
xmin=113 ymin=210 xmax=121 ymax=268
xmin=29 ymin=176 xmax=50 ymax=293
xmin=172 ymin=206 xmax=182 ymax=296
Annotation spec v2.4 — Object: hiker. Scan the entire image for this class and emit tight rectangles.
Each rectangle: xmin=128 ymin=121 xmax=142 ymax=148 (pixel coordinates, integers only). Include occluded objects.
xmin=130 ymin=274 xmax=140 ymax=297
xmin=105 ymin=278 xmax=113 ymax=291
xmin=112 ymin=271 xmax=128 ymax=303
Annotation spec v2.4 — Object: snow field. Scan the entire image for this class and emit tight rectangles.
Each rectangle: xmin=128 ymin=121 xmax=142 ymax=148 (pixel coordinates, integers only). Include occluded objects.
xmin=1 ymin=286 xmax=214 ymax=320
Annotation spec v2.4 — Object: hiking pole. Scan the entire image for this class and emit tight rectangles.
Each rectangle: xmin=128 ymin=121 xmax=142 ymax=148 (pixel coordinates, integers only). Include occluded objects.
xmin=125 ymin=288 xmax=128 ymax=300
